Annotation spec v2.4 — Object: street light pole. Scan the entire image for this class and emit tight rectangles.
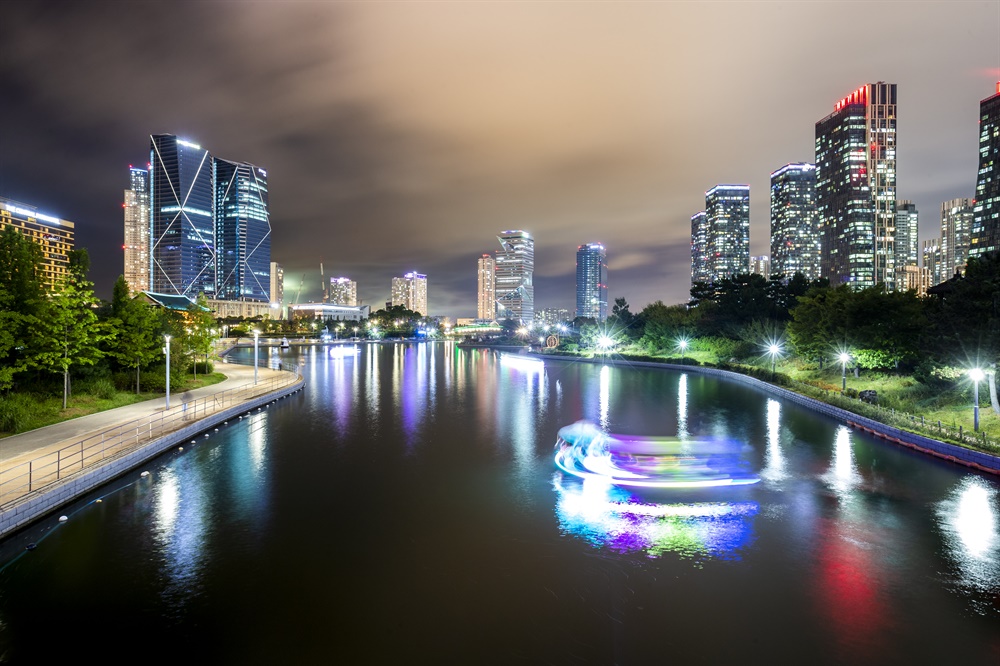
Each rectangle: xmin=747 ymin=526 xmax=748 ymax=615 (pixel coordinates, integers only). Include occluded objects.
xmin=678 ymin=339 xmax=688 ymax=365
xmin=768 ymin=344 xmax=780 ymax=379
xmin=253 ymin=330 xmax=260 ymax=385
xmin=164 ymin=334 xmax=171 ymax=409
xmin=839 ymin=353 xmax=850 ymax=392
xmin=970 ymin=368 xmax=984 ymax=431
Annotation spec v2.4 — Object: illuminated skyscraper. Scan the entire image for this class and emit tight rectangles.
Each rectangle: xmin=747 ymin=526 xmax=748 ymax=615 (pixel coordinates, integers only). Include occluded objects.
xmin=769 ymin=163 xmax=819 ymax=280
xmin=123 ymin=167 xmax=150 ymax=294
xmin=329 ymin=277 xmax=357 ymax=306
xmin=214 ymin=158 xmax=270 ymax=302
xmin=971 ymin=83 xmax=1000 ymax=259
xmin=495 ymin=230 xmax=534 ymax=322
xmin=705 ymin=185 xmax=750 ymax=281
xmin=815 ymin=83 xmax=897 ymax=289
xmin=922 ymin=238 xmax=942 ymax=287
xmin=391 ymin=272 xmax=427 ymax=315
xmin=0 ymin=196 xmax=74 ymax=291
xmin=270 ymin=262 xmax=284 ymax=306
xmin=477 ymin=254 xmax=495 ymax=320
xmin=690 ymin=211 xmax=710 ymax=284
xmin=575 ymin=243 xmax=608 ymax=321
xmin=750 ymin=255 xmax=770 ymax=277
xmin=149 ymin=134 xmax=215 ymax=297
xmin=940 ymin=198 xmax=974 ymax=279
xmin=894 ymin=200 xmax=919 ymax=284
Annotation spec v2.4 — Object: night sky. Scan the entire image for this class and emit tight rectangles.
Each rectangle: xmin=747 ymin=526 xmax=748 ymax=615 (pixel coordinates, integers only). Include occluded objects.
xmin=1 ymin=1 xmax=997 ymax=317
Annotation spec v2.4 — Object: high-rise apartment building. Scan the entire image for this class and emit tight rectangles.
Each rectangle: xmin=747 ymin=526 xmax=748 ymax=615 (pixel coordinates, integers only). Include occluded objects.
xmin=575 ymin=243 xmax=608 ymax=321
xmin=705 ymin=185 xmax=750 ymax=281
xmin=971 ymin=83 xmax=1000 ymax=260
xmin=940 ymin=198 xmax=974 ymax=280
xmin=690 ymin=211 xmax=710 ymax=284
xmin=769 ymin=163 xmax=819 ymax=281
xmin=536 ymin=308 xmax=570 ymax=325
xmin=922 ymin=238 xmax=942 ymax=287
xmin=123 ymin=167 xmax=150 ymax=294
xmin=329 ymin=277 xmax=357 ymax=306
xmin=495 ymin=230 xmax=534 ymax=323
xmin=894 ymin=200 xmax=919 ymax=285
xmin=750 ymin=255 xmax=771 ymax=277
xmin=391 ymin=272 xmax=427 ymax=315
xmin=214 ymin=158 xmax=270 ymax=302
xmin=477 ymin=254 xmax=495 ymax=320
xmin=149 ymin=134 xmax=216 ymax=297
xmin=270 ymin=262 xmax=284 ymax=306
xmin=0 ymin=196 xmax=74 ymax=291
xmin=815 ymin=83 xmax=897 ymax=289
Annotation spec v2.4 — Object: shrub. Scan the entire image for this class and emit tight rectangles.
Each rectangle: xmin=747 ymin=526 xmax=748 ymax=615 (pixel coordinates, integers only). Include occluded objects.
xmin=192 ymin=361 xmax=214 ymax=375
xmin=0 ymin=394 xmax=34 ymax=433
xmin=86 ymin=378 xmax=118 ymax=400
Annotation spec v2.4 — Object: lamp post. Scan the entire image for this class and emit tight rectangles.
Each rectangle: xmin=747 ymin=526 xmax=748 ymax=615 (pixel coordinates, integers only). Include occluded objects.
xmin=164 ymin=334 xmax=171 ymax=409
xmin=678 ymin=338 xmax=688 ymax=365
xmin=768 ymin=343 xmax=780 ymax=379
xmin=839 ymin=352 xmax=850 ymax=392
xmin=253 ymin=330 xmax=260 ymax=385
xmin=970 ymin=368 xmax=984 ymax=431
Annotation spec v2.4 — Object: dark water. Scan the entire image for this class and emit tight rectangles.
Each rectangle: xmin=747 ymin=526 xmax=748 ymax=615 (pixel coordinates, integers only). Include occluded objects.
xmin=1 ymin=342 xmax=998 ymax=664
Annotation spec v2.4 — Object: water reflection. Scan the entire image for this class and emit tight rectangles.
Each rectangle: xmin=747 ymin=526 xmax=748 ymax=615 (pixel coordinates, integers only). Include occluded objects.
xmin=152 ymin=466 xmax=207 ymax=597
xmin=599 ymin=365 xmax=610 ymax=430
xmin=762 ymin=399 xmax=787 ymax=483
xmin=553 ymin=474 xmax=758 ymax=560
xmin=825 ymin=426 xmax=861 ymax=497
xmin=935 ymin=476 xmax=1000 ymax=613
xmin=677 ymin=373 xmax=688 ymax=438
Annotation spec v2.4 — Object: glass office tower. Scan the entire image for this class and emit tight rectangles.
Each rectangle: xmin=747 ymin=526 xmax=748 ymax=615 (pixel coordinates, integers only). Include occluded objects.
xmin=123 ymin=166 xmax=150 ymax=294
xmin=971 ymin=83 xmax=1000 ymax=259
xmin=495 ymin=230 xmax=534 ymax=323
xmin=575 ymin=242 xmax=608 ymax=321
xmin=214 ymin=158 xmax=271 ymax=302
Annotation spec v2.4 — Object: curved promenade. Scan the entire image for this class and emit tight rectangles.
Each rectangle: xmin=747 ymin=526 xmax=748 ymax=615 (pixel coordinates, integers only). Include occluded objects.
xmin=0 ymin=362 xmax=304 ymax=538
xmin=533 ymin=353 xmax=1000 ymax=475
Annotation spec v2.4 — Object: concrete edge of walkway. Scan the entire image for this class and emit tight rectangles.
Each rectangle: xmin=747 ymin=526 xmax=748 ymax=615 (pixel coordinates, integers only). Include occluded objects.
xmin=0 ymin=375 xmax=304 ymax=539
xmin=530 ymin=353 xmax=1000 ymax=475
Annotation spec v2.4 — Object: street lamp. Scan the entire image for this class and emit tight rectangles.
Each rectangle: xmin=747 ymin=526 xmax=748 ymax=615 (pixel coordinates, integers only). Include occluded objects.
xmin=970 ymin=368 xmax=985 ymax=431
xmin=838 ymin=352 xmax=850 ymax=392
xmin=597 ymin=335 xmax=614 ymax=354
xmin=164 ymin=334 xmax=171 ymax=409
xmin=677 ymin=338 xmax=689 ymax=365
xmin=767 ymin=343 xmax=781 ymax=379
xmin=253 ymin=329 xmax=260 ymax=384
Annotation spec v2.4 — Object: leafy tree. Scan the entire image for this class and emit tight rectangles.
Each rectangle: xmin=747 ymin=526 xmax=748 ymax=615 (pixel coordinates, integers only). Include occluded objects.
xmin=109 ymin=276 xmax=162 ymax=392
xmin=637 ymin=300 xmax=694 ymax=352
xmin=31 ymin=275 xmax=107 ymax=408
xmin=0 ymin=228 xmax=45 ymax=389
xmin=185 ymin=293 xmax=217 ymax=377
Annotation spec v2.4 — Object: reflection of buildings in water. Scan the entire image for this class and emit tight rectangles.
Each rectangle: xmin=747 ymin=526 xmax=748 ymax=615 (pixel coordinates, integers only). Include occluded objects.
xmin=935 ymin=476 xmax=1000 ymax=609
xmin=497 ymin=353 xmax=547 ymax=477
xmin=552 ymin=474 xmax=758 ymax=560
xmin=677 ymin=374 xmax=688 ymax=438
xmin=762 ymin=399 xmax=787 ymax=482
xmin=599 ymin=365 xmax=610 ymax=430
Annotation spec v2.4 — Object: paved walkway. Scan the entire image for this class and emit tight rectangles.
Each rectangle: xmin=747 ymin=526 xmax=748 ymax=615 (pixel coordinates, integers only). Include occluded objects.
xmin=0 ymin=362 xmax=292 ymax=468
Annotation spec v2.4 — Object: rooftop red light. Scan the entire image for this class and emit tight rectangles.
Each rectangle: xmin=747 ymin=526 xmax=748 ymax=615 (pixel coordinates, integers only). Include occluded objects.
xmin=834 ymin=85 xmax=868 ymax=112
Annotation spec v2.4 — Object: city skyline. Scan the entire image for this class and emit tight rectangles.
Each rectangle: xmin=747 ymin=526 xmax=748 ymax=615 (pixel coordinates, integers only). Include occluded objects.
xmin=1 ymin=2 xmax=997 ymax=316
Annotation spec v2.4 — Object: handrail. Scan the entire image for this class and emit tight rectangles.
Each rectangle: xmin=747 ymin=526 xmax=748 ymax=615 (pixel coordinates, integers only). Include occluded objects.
xmin=0 ymin=360 xmax=302 ymax=510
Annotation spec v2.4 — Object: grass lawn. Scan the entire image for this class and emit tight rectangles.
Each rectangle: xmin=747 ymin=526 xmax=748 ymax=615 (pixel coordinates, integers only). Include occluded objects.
xmin=0 ymin=372 xmax=227 ymax=437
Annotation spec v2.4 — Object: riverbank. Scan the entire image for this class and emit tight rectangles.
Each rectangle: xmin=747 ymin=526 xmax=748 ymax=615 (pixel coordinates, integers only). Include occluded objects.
xmin=531 ymin=351 xmax=1000 ymax=475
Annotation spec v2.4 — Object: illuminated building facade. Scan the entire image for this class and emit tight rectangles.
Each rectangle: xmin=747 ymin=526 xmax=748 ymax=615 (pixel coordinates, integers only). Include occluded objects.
xmin=971 ymin=83 xmax=1000 ymax=259
xmin=940 ymin=198 xmax=974 ymax=280
xmin=123 ymin=167 xmax=150 ymax=294
xmin=575 ymin=243 xmax=608 ymax=321
xmin=270 ymin=262 xmax=284 ymax=306
xmin=769 ymin=163 xmax=819 ymax=280
xmin=922 ymin=238 xmax=942 ymax=287
xmin=0 ymin=196 xmax=74 ymax=291
xmin=815 ymin=83 xmax=897 ymax=289
xmin=690 ymin=211 xmax=710 ymax=284
xmin=477 ymin=254 xmax=495 ymax=320
xmin=536 ymin=308 xmax=570 ymax=325
xmin=750 ymin=255 xmax=770 ymax=277
xmin=329 ymin=277 xmax=357 ymax=306
xmin=705 ymin=185 xmax=750 ymax=281
xmin=214 ymin=158 xmax=270 ymax=302
xmin=149 ymin=134 xmax=216 ymax=297
xmin=391 ymin=272 xmax=427 ymax=315
xmin=495 ymin=230 xmax=534 ymax=322
xmin=894 ymin=200 xmax=919 ymax=286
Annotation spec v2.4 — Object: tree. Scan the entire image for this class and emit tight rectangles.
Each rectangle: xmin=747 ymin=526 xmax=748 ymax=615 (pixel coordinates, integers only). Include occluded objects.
xmin=31 ymin=276 xmax=107 ymax=408
xmin=185 ymin=293 xmax=217 ymax=378
xmin=109 ymin=276 xmax=162 ymax=393
xmin=0 ymin=228 xmax=46 ymax=390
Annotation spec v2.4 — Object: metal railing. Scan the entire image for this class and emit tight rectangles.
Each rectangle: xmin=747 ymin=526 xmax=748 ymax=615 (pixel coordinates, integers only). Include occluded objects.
xmin=0 ymin=361 xmax=301 ymax=510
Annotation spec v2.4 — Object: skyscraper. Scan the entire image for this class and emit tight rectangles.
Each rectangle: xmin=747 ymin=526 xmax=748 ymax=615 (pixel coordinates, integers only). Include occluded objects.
xmin=270 ymin=262 xmax=284 ymax=306
xmin=705 ymin=185 xmax=750 ymax=281
xmin=940 ymin=198 xmax=974 ymax=280
xmin=0 ymin=196 xmax=74 ymax=291
xmin=971 ymin=83 xmax=1000 ymax=260
xmin=922 ymin=238 xmax=942 ymax=287
xmin=477 ymin=254 xmax=495 ymax=320
xmin=894 ymin=200 xmax=919 ymax=284
xmin=214 ymin=158 xmax=270 ymax=302
xmin=495 ymin=230 xmax=534 ymax=323
xmin=690 ymin=211 xmax=710 ymax=284
xmin=123 ymin=166 xmax=150 ymax=294
xmin=329 ymin=277 xmax=357 ymax=306
xmin=769 ymin=163 xmax=819 ymax=280
xmin=750 ymin=255 xmax=771 ymax=277
xmin=815 ymin=83 xmax=897 ymax=289
xmin=149 ymin=134 xmax=216 ymax=297
xmin=391 ymin=272 xmax=427 ymax=315
xmin=575 ymin=242 xmax=608 ymax=321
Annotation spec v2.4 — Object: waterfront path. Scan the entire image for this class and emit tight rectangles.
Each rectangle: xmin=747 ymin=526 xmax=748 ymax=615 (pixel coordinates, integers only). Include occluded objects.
xmin=0 ymin=362 xmax=302 ymax=536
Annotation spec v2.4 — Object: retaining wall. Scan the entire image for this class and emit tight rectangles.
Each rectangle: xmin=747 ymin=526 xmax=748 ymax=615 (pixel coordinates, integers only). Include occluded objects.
xmin=0 ymin=377 xmax=304 ymax=538
xmin=533 ymin=354 xmax=1000 ymax=475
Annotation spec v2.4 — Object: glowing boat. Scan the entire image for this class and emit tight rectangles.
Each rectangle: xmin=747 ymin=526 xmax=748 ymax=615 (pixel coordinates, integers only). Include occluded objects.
xmin=554 ymin=421 xmax=760 ymax=489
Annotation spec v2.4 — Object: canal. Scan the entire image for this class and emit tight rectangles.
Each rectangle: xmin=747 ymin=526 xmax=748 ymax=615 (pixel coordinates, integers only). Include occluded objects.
xmin=0 ymin=342 xmax=997 ymax=663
